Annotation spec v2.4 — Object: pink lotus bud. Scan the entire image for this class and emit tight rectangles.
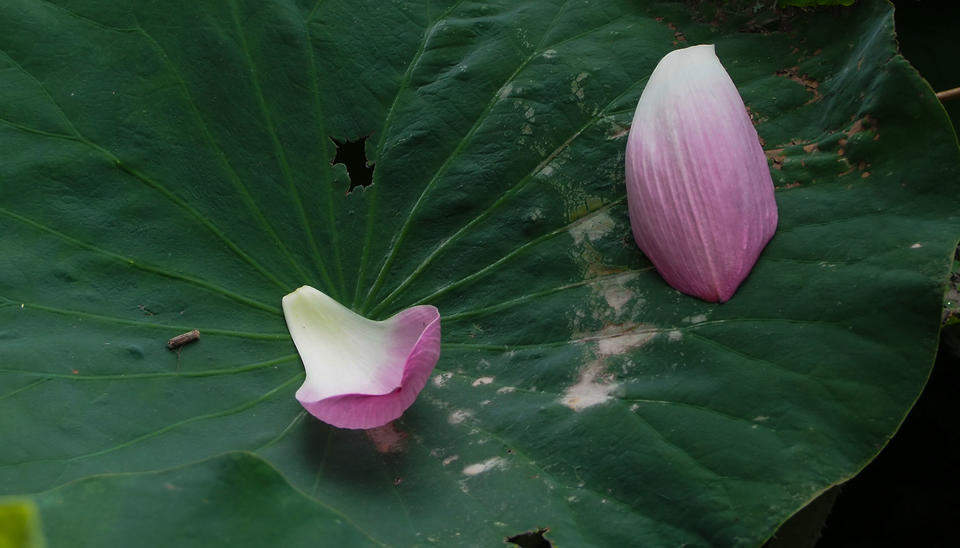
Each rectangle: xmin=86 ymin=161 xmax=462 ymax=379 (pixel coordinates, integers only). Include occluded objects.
xmin=282 ymin=286 xmax=441 ymax=429
xmin=625 ymin=44 xmax=778 ymax=303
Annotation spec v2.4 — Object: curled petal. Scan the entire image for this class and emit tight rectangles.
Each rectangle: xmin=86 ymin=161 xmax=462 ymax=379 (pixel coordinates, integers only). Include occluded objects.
xmin=282 ymin=286 xmax=441 ymax=429
xmin=625 ymin=44 xmax=778 ymax=302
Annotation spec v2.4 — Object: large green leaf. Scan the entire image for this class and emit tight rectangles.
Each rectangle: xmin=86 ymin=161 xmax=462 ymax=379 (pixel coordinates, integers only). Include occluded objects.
xmin=1 ymin=0 xmax=957 ymax=545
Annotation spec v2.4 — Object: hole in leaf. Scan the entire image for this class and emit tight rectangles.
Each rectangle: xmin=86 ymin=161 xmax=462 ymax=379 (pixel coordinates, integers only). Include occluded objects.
xmin=330 ymin=136 xmax=374 ymax=193
xmin=506 ymin=528 xmax=552 ymax=548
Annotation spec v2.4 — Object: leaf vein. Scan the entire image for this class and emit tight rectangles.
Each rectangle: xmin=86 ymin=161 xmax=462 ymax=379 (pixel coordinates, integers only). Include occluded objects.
xmin=362 ymin=3 xmax=616 ymax=311
xmin=0 ymin=206 xmax=280 ymax=315
xmin=352 ymin=0 xmax=470 ymax=308
xmin=0 ymin=46 xmax=292 ymax=292
xmin=368 ymin=74 xmax=651 ymax=317
xmin=7 ymin=299 xmax=290 ymax=340
xmin=133 ymin=23 xmax=319 ymax=293
xmin=0 ymin=374 xmax=303 ymax=469
xmin=0 ymin=354 xmax=298 ymax=381
xmin=229 ymin=0 xmax=338 ymax=293
xmin=404 ymin=196 xmax=627 ymax=310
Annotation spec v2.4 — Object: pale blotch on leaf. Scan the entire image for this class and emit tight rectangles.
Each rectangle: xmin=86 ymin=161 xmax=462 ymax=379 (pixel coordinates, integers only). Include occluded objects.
xmin=568 ymin=210 xmax=616 ymax=245
xmin=471 ymin=376 xmax=494 ymax=387
xmin=561 ymin=325 xmax=657 ymax=411
xmin=432 ymin=371 xmax=453 ymax=388
xmin=448 ymin=409 xmax=473 ymax=425
xmin=599 ymin=277 xmax=635 ymax=315
xmin=595 ymin=324 xmax=657 ymax=357
xmin=560 ymin=360 xmax=614 ymax=412
xmin=462 ymin=457 xmax=506 ymax=476
xmin=571 ymin=71 xmax=589 ymax=100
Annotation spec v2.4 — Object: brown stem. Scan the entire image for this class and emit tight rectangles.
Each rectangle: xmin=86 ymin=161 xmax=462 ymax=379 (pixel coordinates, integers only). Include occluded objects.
xmin=936 ymin=86 xmax=960 ymax=102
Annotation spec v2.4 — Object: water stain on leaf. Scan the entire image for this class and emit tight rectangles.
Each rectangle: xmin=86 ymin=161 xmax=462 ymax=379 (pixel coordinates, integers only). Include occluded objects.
xmin=365 ymin=422 xmax=408 ymax=454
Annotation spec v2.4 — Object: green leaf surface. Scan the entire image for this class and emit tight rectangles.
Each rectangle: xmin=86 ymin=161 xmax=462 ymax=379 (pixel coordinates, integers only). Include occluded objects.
xmin=0 ymin=0 xmax=957 ymax=545
xmin=31 ymin=453 xmax=373 ymax=546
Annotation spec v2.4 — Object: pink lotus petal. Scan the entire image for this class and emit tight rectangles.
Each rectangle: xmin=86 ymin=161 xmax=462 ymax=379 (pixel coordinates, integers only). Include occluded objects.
xmin=625 ymin=44 xmax=778 ymax=302
xmin=282 ymin=286 xmax=441 ymax=429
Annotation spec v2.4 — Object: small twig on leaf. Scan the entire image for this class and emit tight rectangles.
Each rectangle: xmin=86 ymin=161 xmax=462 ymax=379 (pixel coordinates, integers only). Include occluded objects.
xmin=167 ymin=329 xmax=200 ymax=350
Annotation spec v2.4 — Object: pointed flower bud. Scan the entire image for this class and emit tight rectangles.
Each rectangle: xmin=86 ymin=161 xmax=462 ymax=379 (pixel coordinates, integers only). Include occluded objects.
xmin=625 ymin=44 xmax=778 ymax=302
xmin=282 ymin=286 xmax=441 ymax=429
